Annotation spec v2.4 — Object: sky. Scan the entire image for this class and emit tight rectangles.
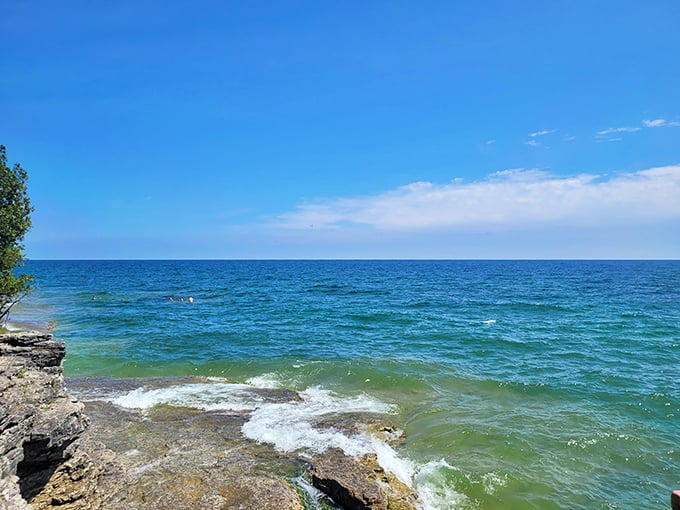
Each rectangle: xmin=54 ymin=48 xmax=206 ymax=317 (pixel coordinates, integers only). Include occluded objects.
xmin=2 ymin=0 xmax=679 ymax=259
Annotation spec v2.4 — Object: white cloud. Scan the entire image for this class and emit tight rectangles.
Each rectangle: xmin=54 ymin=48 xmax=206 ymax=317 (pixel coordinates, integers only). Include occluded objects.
xmin=596 ymin=126 xmax=641 ymax=136
xmin=595 ymin=117 xmax=680 ymax=140
xmin=528 ymin=129 xmax=557 ymax=137
xmin=276 ymin=165 xmax=680 ymax=232
xmin=643 ymin=119 xmax=666 ymax=127
xmin=643 ymin=118 xmax=680 ymax=128
xmin=485 ymin=139 xmax=496 ymax=145
xmin=524 ymin=139 xmax=539 ymax=147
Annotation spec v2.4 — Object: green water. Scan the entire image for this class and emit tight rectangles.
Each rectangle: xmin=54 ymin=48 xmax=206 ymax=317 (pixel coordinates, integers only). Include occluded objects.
xmin=14 ymin=260 xmax=680 ymax=509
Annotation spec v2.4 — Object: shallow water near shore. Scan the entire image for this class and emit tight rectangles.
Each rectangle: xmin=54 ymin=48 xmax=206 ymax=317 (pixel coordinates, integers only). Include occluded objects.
xmin=13 ymin=260 xmax=680 ymax=509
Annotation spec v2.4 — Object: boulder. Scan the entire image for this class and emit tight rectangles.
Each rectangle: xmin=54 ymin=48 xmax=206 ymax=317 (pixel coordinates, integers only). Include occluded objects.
xmin=310 ymin=448 xmax=420 ymax=510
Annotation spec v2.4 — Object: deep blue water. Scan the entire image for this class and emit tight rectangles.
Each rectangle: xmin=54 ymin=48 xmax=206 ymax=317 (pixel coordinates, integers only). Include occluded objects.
xmin=11 ymin=260 xmax=680 ymax=509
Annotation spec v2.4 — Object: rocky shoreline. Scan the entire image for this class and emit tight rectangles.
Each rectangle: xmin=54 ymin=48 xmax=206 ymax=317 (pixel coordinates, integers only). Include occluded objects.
xmin=0 ymin=331 xmax=113 ymax=509
xmin=1 ymin=331 xmax=420 ymax=509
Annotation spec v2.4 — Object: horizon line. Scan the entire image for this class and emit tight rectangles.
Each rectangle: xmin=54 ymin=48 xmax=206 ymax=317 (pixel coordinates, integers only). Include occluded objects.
xmin=24 ymin=258 xmax=680 ymax=262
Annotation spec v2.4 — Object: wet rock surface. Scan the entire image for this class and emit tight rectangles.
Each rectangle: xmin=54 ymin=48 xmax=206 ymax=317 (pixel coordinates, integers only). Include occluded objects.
xmin=2 ymin=332 xmax=421 ymax=510
xmin=71 ymin=387 xmax=307 ymax=510
xmin=73 ymin=380 xmax=421 ymax=510
xmin=310 ymin=449 xmax=420 ymax=510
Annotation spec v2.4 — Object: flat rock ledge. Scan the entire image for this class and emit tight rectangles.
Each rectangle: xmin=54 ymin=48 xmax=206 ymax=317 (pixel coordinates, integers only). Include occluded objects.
xmin=1 ymin=332 xmax=421 ymax=510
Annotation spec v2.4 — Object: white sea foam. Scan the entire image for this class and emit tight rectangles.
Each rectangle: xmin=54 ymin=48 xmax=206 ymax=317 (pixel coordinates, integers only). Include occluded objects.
xmin=369 ymin=435 xmax=416 ymax=486
xmin=241 ymin=386 xmax=425 ymax=490
xmin=481 ymin=471 xmax=508 ymax=495
xmin=245 ymin=373 xmax=283 ymax=389
xmin=111 ymin=382 xmax=262 ymax=411
xmin=242 ymin=386 xmax=394 ymax=454
xmin=482 ymin=319 xmax=497 ymax=324
xmin=567 ymin=437 xmax=598 ymax=449
xmin=414 ymin=459 xmax=468 ymax=509
xmin=110 ymin=380 xmax=463 ymax=510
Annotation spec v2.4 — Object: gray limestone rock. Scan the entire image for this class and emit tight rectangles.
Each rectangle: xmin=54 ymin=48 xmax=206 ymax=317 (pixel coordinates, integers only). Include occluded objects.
xmin=0 ymin=331 xmax=108 ymax=510
xmin=310 ymin=448 xmax=420 ymax=510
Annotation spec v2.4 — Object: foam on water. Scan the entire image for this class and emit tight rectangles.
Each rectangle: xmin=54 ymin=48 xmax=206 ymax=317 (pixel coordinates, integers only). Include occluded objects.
xmin=245 ymin=373 xmax=285 ymax=389
xmin=415 ymin=460 xmax=469 ymax=509
xmin=110 ymin=382 xmax=263 ymax=411
xmin=241 ymin=387 xmax=423 ymax=491
xmin=481 ymin=471 xmax=508 ymax=495
xmin=109 ymin=379 xmax=464 ymax=509
xmin=241 ymin=386 xmax=395 ymax=454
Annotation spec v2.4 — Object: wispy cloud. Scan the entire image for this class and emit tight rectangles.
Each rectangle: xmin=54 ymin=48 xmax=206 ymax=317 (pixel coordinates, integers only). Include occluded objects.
xmin=528 ymin=129 xmax=557 ymax=137
xmin=643 ymin=118 xmax=680 ymax=128
xmin=596 ymin=126 xmax=641 ymax=136
xmin=524 ymin=129 xmax=557 ymax=147
xmin=596 ymin=118 xmax=680 ymax=139
xmin=485 ymin=139 xmax=496 ymax=145
xmin=276 ymin=165 xmax=680 ymax=232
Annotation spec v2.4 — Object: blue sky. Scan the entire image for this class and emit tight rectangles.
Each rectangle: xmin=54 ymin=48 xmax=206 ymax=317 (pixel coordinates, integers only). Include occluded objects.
xmin=2 ymin=1 xmax=679 ymax=259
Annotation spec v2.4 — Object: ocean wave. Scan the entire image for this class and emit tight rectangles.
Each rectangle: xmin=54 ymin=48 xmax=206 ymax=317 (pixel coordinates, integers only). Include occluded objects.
xmin=415 ymin=460 xmax=469 ymax=509
xmin=245 ymin=373 xmax=284 ymax=389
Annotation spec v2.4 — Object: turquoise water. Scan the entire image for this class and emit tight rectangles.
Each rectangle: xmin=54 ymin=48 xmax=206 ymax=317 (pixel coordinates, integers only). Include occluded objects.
xmin=12 ymin=260 xmax=680 ymax=509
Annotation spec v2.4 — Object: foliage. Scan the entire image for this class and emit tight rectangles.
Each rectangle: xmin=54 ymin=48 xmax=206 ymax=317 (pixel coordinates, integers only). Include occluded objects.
xmin=0 ymin=145 xmax=34 ymax=324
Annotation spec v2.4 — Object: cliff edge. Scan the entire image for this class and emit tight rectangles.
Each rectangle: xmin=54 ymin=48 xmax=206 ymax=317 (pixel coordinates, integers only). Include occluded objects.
xmin=0 ymin=331 xmax=112 ymax=510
